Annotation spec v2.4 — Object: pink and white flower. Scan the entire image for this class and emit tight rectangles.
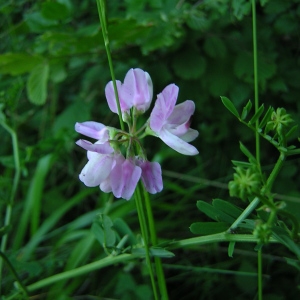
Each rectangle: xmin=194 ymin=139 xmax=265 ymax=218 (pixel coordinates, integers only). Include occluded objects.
xmin=105 ymin=68 xmax=153 ymax=115
xmin=149 ymin=84 xmax=199 ymax=156
xmin=75 ymin=121 xmax=142 ymax=200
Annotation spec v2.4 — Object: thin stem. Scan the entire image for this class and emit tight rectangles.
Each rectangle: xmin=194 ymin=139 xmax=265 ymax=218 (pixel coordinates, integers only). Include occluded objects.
xmin=169 ymin=232 xmax=278 ymax=249
xmin=0 ymin=122 xmax=21 ymax=294
xmin=265 ymin=152 xmax=285 ymax=191
xmin=134 ymin=184 xmax=159 ymax=300
xmin=252 ymin=0 xmax=260 ymax=164
xmin=142 ymin=184 xmax=169 ymax=300
xmin=26 ymin=254 xmax=135 ymax=292
xmin=0 ymin=251 xmax=29 ymax=297
xmin=95 ymin=0 xmax=125 ymax=131
xmin=257 ymin=247 xmax=263 ymax=300
xmin=228 ymin=197 xmax=260 ymax=232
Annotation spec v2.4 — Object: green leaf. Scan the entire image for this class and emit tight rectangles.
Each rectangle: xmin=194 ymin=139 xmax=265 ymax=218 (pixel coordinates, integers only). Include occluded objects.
xmin=239 ymin=142 xmax=257 ymax=163
xmin=228 ymin=241 xmax=235 ymax=257
xmin=248 ymin=104 xmax=264 ymax=125
xmin=0 ymin=53 xmax=43 ymax=75
xmin=101 ymin=214 xmax=116 ymax=248
xmin=113 ymin=218 xmax=137 ymax=246
xmin=259 ymin=106 xmax=274 ymax=129
xmin=196 ymin=200 xmax=235 ymax=223
xmin=241 ymin=100 xmax=252 ymax=120
xmin=26 ymin=63 xmax=49 ymax=105
xmin=41 ymin=1 xmax=70 ymax=20
xmin=220 ymin=96 xmax=240 ymax=119
xmin=132 ymin=247 xmax=175 ymax=258
xmin=231 ymin=160 xmax=253 ymax=168
xmin=91 ymin=222 xmax=104 ymax=246
xmin=212 ymin=199 xmax=243 ymax=219
xmin=190 ymin=222 xmax=228 ymax=235
xmin=232 ymin=0 xmax=251 ymax=20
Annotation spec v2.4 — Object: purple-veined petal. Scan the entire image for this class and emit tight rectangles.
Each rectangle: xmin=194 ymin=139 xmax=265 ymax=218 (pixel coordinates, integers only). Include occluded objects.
xmin=150 ymin=84 xmax=179 ymax=133
xmin=76 ymin=139 xmax=113 ymax=154
xmin=159 ymin=127 xmax=199 ymax=156
xmin=137 ymin=160 xmax=163 ymax=194
xmin=167 ymin=100 xmax=195 ymax=125
xmin=105 ymin=80 xmax=130 ymax=113
xmin=79 ymin=154 xmax=114 ymax=187
xmin=110 ymin=156 xmax=141 ymax=200
xmin=75 ymin=122 xmax=108 ymax=140
xmin=121 ymin=68 xmax=153 ymax=112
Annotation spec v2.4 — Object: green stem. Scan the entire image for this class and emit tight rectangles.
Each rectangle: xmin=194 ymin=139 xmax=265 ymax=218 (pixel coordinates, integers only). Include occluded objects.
xmin=265 ymin=152 xmax=285 ymax=191
xmin=26 ymin=254 xmax=135 ymax=292
xmin=0 ymin=251 xmax=29 ymax=297
xmin=169 ymin=232 xmax=278 ymax=249
xmin=257 ymin=247 xmax=263 ymax=300
xmin=134 ymin=184 xmax=159 ymax=300
xmin=95 ymin=0 xmax=125 ymax=131
xmin=228 ymin=197 xmax=260 ymax=232
xmin=252 ymin=0 xmax=260 ymax=164
xmin=142 ymin=183 xmax=169 ymax=300
xmin=0 ymin=122 xmax=21 ymax=294
xmin=228 ymin=152 xmax=286 ymax=232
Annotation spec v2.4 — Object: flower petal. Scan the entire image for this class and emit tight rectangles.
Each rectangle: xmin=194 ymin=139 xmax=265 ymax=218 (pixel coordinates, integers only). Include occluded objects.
xmin=76 ymin=139 xmax=113 ymax=154
xmin=75 ymin=122 xmax=108 ymax=140
xmin=167 ymin=100 xmax=195 ymax=125
xmin=121 ymin=68 xmax=153 ymax=112
xmin=179 ymin=128 xmax=199 ymax=142
xmin=137 ymin=160 xmax=163 ymax=194
xmin=79 ymin=154 xmax=114 ymax=187
xmin=159 ymin=127 xmax=199 ymax=156
xmin=110 ymin=156 xmax=141 ymax=200
xmin=105 ymin=80 xmax=130 ymax=113
xmin=150 ymin=84 xmax=179 ymax=133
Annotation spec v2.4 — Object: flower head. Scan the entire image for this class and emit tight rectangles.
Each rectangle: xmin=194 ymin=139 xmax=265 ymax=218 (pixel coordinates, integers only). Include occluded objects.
xmin=105 ymin=68 xmax=153 ymax=116
xmin=149 ymin=84 xmax=199 ymax=155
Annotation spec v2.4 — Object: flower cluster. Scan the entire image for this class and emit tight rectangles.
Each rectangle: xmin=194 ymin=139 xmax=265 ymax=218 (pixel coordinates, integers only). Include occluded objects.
xmin=75 ymin=68 xmax=198 ymax=200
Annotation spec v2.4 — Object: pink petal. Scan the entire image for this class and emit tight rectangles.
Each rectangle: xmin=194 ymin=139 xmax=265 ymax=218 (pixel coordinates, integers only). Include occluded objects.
xmin=150 ymin=84 xmax=179 ymax=133
xmin=137 ymin=160 xmax=163 ymax=194
xmin=179 ymin=128 xmax=199 ymax=142
xmin=76 ymin=140 xmax=113 ymax=154
xmin=121 ymin=68 xmax=153 ymax=112
xmin=159 ymin=127 xmax=199 ymax=156
xmin=105 ymin=80 xmax=130 ymax=113
xmin=75 ymin=122 xmax=107 ymax=140
xmin=167 ymin=100 xmax=195 ymax=125
xmin=79 ymin=154 xmax=114 ymax=187
xmin=110 ymin=156 xmax=141 ymax=200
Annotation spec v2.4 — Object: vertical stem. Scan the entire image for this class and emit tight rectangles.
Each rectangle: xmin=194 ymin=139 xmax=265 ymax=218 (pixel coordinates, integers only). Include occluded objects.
xmin=134 ymin=184 xmax=159 ymax=300
xmin=0 ymin=123 xmax=21 ymax=294
xmin=252 ymin=0 xmax=260 ymax=164
xmin=257 ymin=247 xmax=263 ymax=300
xmin=95 ymin=0 xmax=125 ymax=131
xmin=142 ymin=184 xmax=169 ymax=300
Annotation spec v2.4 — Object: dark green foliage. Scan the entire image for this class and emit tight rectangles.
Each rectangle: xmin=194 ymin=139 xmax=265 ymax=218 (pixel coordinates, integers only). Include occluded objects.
xmin=1 ymin=0 xmax=300 ymax=299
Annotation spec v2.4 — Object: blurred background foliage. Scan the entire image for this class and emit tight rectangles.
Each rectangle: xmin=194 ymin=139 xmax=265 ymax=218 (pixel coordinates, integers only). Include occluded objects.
xmin=1 ymin=0 xmax=300 ymax=298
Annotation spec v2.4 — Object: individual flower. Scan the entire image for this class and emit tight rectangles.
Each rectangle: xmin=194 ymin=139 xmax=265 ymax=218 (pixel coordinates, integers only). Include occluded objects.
xmin=105 ymin=68 xmax=153 ymax=115
xmin=100 ymin=154 xmax=142 ymax=200
xmin=75 ymin=121 xmax=142 ymax=200
xmin=149 ymin=84 xmax=199 ymax=156
xmin=136 ymin=158 xmax=163 ymax=194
